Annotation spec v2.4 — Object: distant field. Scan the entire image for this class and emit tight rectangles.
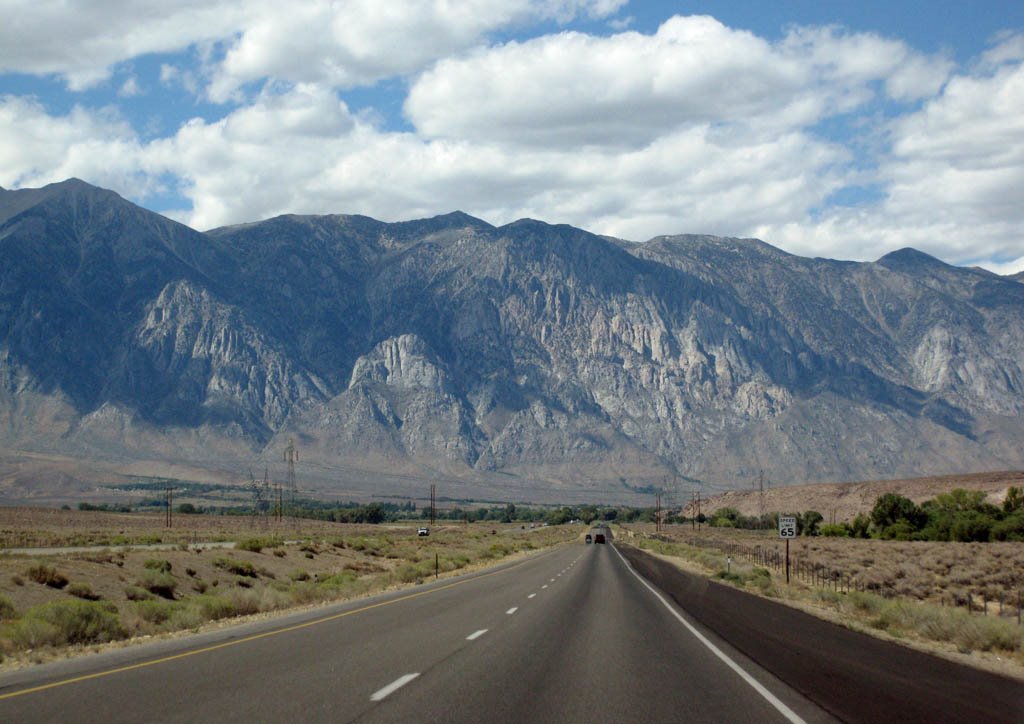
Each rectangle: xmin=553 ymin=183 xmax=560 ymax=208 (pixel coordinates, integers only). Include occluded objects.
xmin=0 ymin=507 xmax=348 ymax=548
xmin=0 ymin=508 xmax=578 ymax=668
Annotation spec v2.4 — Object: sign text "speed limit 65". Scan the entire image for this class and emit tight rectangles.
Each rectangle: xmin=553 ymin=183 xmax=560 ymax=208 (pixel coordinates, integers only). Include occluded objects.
xmin=778 ymin=516 xmax=797 ymax=538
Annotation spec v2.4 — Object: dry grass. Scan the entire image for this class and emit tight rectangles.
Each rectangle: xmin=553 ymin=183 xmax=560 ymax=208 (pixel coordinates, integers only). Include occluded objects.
xmin=626 ymin=524 xmax=1024 ymax=676
xmin=0 ymin=507 xmax=348 ymax=548
xmin=0 ymin=510 xmax=577 ymax=668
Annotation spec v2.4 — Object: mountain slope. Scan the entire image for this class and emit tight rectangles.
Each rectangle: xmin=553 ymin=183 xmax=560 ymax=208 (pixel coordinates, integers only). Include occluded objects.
xmin=1 ymin=179 xmax=1022 ymax=501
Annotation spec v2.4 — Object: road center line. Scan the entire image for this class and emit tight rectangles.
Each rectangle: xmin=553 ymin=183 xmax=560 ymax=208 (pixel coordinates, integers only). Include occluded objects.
xmin=542 ymin=584 xmax=548 ymax=589
xmin=506 ymin=607 xmax=518 ymax=615
xmin=528 ymin=593 xmax=537 ymax=599
xmin=611 ymin=545 xmax=807 ymax=724
xmin=466 ymin=629 xmax=488 ymax=641
xmin=371 ymin=673 xmax=420 ymax=701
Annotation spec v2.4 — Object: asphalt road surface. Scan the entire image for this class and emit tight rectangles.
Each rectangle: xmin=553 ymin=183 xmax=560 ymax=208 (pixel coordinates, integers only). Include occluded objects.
xmin=0 ymin=540 xmax=1020 ymax=723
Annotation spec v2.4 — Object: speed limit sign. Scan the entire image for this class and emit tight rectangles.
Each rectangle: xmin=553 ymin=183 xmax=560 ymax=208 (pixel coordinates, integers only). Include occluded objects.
xmin=779 ymin=516 xmax=797 ymax=538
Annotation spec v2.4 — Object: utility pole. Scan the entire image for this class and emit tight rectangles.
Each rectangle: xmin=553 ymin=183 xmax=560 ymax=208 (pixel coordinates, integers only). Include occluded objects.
xmin=759 ymin=469 xmax=766 ymax=528
xmin=283 ymin=437 xmax=299 ymax=504
xmin=165 ymin=485 xmax=173 ymax=528
xmin=655 ymin=491 xmax=662 ymax=532
xmin=696 ymin=490 xmax=701 ymax=532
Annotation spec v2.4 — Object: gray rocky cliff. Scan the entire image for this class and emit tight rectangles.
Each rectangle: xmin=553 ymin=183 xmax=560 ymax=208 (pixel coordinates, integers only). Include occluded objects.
xmin=2 ymin=180 xmax=1022 ymax=497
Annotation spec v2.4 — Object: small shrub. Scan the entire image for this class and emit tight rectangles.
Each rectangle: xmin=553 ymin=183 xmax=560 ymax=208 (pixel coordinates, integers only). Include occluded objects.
xmin=124 ymin=585 xmax=154 ymax=601
xmin=272 ymin=549 xmax=286 ymax=558
xmin=236 ymin=538 xmax=265 ymax=553
xmin=192 ymin=580 xmax=208 ymax=594
xmin=143 ymin=559 xmax=172 ymax=573
xmin=25 ymin=564 xmax=69 ymax=589
xmin=67 ymin=583 xmax=101 ymax=601
xmin=226 ymin=586 xmax=289 ymax=616
xmin=189 ymin=594 xmax=237 ymax=621
xmin=185 ymin=567 xmax=197 ymax=577
xmin=0 ymin=594 xmax=17 ymax=620
xmin=138 ymin=570 xmax=177 ymax=599
xmin=318 ymin=571 xmax=358 ymax=587
xmin=10 ymin=599 xmax=126 ymax=648
xmin=394 ymin=562 xmax=431 ymax=583
xmin=132 ymin=599 xmax=180 ymax=625
xmin=11 ymin=574 xmax=24 ymax=586
xmin=290 ymin=570 xmax=310 ymax=582
xmin=213 ymin=558 xmax=257 ymax=577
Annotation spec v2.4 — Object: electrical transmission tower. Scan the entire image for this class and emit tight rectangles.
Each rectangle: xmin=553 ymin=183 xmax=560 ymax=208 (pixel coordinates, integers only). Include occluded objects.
xmin=250 ymin=468 xmax=271 ymax=527
xmin=283 ymin=437 xmax=299 ymax=503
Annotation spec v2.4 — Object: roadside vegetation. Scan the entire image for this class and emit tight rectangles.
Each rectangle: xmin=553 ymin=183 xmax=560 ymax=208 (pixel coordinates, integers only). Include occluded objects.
xmin=0 ymin=520 xmax=577 ymax=667
xmin=704 ymin=487 xmax=1024 ymax=542
xmin=626 ymin=520 xmax=1024 ymax=673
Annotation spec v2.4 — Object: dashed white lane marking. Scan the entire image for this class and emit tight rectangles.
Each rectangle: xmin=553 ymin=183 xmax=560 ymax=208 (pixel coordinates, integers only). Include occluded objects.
xmin=466 ymin=629 xmax=488 ymax=641
xmin=506 ymin=607 xmax=518 ymax=615
xmin=371 ymin=673 xmax=420 ymax=701
xmin=528 ymin=593 xmax=537 ymax=599
xmin=542 ymin=584 xmax=549 ymax=589
xmin=550 ymin=578 xmax=556 ymax=582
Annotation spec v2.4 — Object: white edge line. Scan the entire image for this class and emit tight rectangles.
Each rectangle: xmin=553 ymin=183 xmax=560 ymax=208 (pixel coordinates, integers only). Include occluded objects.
xmin=506 ymin=607 xmax=518 ymax=615
xmin=611 ymin=545 xmax=807 ymax=724
xmin=466 ymin=629 xmax=488 ymax=641
xmin=370 ymin=673 xmax=420 ymax=701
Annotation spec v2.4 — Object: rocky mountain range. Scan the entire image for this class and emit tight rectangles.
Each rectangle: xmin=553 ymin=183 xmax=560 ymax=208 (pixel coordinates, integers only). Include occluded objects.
xmin=1 ymin=179 xmax=1022 ymax=504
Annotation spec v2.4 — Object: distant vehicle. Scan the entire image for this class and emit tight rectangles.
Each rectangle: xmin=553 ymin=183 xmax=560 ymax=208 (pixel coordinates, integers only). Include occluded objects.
xmin=585 ymin=534 xmax=593 ymax=544
xmin=417 ymin=527 xmax=429 ymax=536
xmin=594 ymin=533 xmax=606 ymax=544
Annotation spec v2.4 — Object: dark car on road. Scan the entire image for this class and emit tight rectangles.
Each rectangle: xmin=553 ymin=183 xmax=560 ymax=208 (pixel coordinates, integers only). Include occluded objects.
xmin=594 ymin=533 xmax=606 ymax=544
xmin=585 ymin=533 xmax=592 ymax=544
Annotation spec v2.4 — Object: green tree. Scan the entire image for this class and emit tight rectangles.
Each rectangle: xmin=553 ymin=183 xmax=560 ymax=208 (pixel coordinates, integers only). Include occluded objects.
xmin=364 ymin=504 xmax=385 ymax=524
xmin=1003 ymin=486 xmax=1024 ymax=514
xmin=949 ymin=511 xmax=993 ymax=542
xmin=848 ymin=514 xmax=871 ymax=539
xmin=870 ymin=493 xmax=926 ymax=534
xmin=930 ymin=488 xmax=993 ymax=515
xmin=801 ymin=510 xmax=823 ymax=536
xmin=992 ymin=512 xmax=1024 ymax=541
xmin=710 ymin=507 xmax=740 ymax=527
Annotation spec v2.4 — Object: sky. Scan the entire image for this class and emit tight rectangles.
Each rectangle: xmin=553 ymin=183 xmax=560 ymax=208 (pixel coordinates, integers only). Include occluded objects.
xmin=1 ymin=1 xmax=1023 ymax=273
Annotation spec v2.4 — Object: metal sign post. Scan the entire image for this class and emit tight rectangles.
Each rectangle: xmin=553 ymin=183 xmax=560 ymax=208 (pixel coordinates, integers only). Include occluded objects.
xmin=779 ymin=515 xmax=797 ymax=584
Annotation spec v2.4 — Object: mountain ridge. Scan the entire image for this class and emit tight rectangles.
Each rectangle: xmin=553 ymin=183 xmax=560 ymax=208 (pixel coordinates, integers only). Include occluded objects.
xmin=1 ymin=180 xmax=1022 ymax=503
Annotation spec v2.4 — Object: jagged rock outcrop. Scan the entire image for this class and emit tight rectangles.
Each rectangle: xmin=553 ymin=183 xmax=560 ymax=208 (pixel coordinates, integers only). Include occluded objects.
xmin=1 ymin=179 xmax=1022 ymax=499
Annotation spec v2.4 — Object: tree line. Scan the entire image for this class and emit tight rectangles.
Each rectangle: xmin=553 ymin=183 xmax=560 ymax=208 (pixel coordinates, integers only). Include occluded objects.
xmin=707 ymin=487 xmax=1024 ymax=542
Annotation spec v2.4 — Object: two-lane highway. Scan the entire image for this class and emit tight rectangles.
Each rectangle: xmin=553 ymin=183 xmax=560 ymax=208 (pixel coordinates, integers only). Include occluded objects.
xmin=0 ymin=541 xmax=828 ymax=723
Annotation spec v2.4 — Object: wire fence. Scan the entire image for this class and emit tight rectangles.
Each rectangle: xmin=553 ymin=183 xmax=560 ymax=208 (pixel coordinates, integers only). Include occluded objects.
xmin=644 ymin=532 xmax=1024 ymax=624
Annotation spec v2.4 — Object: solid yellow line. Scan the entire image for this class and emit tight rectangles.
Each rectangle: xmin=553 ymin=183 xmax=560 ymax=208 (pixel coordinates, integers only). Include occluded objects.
xmin=0 ymin=550 xmax=552 ymax=701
